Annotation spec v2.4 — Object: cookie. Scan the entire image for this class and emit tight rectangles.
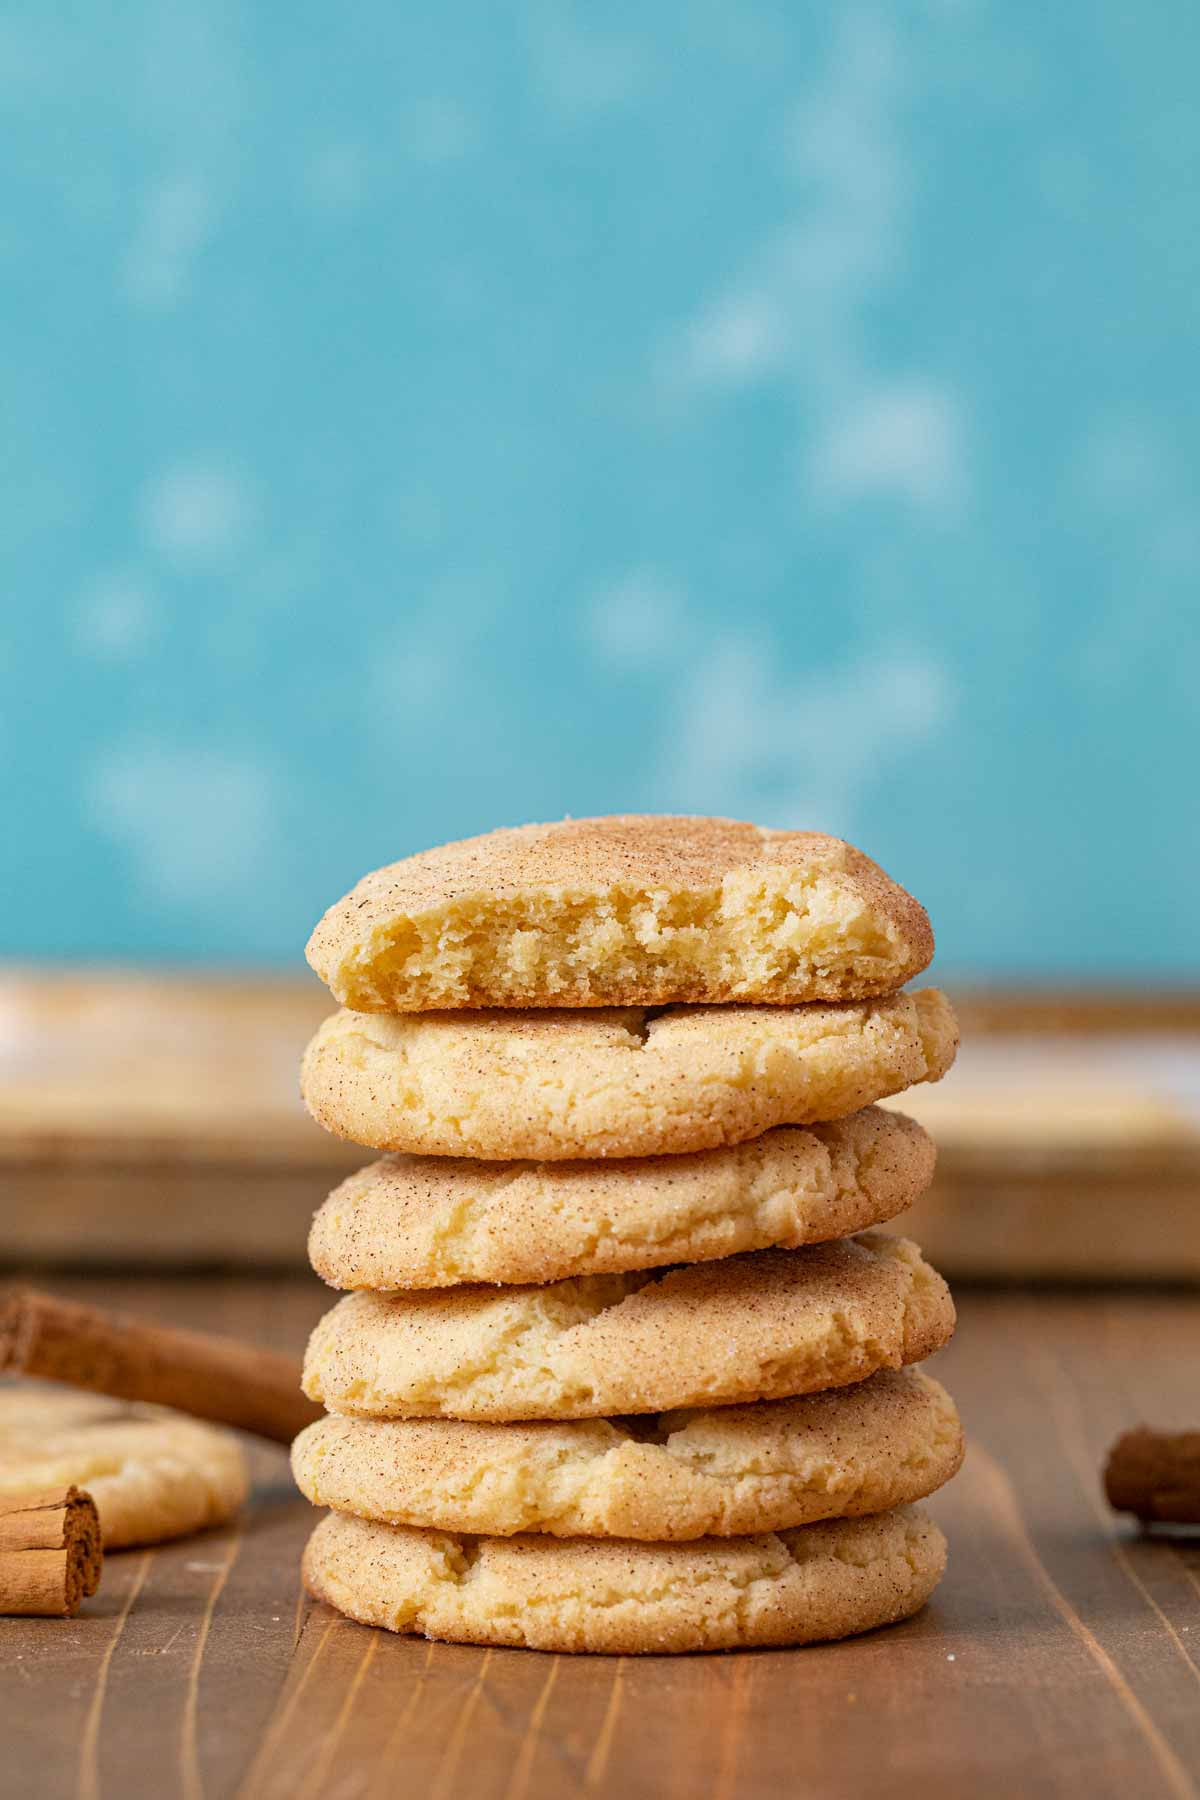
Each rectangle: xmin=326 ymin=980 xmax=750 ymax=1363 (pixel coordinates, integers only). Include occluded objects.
xmin=302 ymin=1233 xmax=954 ymax=1421
xmin=0 ymin=1383 xmax=247 ymax=1548
xmin=301 ymin=989 xmax=958 ymax=1162
xmin=306 ymin=816 xmax=933 ymax=1012
xmin=302 ymin=1504 xmax=946 ymax=1653
xmin=309 ymin=1106 xmax=934 ymax=1290
xmin=292 ymin=1366 xmax=962 ymax=1539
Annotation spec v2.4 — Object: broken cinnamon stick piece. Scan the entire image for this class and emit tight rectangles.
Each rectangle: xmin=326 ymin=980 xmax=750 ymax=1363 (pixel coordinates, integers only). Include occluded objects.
xmin=0 ymin=1485 xmax=102 ymax=1616
xmin=0 ymin=1286 xmax=321 ymax=1445
xmin=1104 ymin=1427 xmax=1200 ymax=1525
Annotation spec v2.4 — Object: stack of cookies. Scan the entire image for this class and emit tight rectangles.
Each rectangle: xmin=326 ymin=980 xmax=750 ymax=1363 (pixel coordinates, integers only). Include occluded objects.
xmin=293 ymin=816 xmax=963 ymax=1655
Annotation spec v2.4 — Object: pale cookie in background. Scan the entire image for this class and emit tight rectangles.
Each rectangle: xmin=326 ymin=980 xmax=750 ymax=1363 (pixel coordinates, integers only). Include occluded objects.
xmin=309 ymin=1106 xmax=935 ymax=1289
xmin=0 ymin=1384 xmax=247 ymax=1547
xmin=302 ymin=989 xmax=958 ymax=1162
xmin=293 ymin=1366 xmax=962 ymax=1540
xmin=306 ymin=816 xmax=933 ymax=1014
xmin=303 ymin=1503 xmax=947 ymax=1654
xmin=303 ymin=1233 xmax=955 ymax=1422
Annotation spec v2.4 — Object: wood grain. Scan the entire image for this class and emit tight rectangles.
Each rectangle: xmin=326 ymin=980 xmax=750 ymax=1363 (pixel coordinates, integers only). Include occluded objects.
xmin=1 ymin=1276 xmax=1198 ymax=1798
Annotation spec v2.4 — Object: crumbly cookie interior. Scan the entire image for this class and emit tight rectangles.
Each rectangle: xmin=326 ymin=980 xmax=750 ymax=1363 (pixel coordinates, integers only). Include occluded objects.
xmin=336 ymin=873 xmax=915 ymax=1010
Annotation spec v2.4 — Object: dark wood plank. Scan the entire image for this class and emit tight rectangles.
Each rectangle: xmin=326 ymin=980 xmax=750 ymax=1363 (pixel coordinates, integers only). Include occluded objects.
xmin=2 ymin=1278 xmax=1199 ymax=1800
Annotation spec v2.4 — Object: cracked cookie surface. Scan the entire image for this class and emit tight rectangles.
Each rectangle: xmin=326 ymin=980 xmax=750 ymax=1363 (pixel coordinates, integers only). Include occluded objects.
xmin=301 ymin=989 xmax=958 ymax=1161
xmin=309 ymin=1106 xmax=935 ymax=1289
xmin=302 ymin=1503 xmax=947 ymax=1652
xmin=0 ymin=1385 xmax=247 ymax=1547
xmin=293 ymin=1366 xmax=962 ymax=1539
xmin=302 ymin=1233 xmax=955 ymax=1422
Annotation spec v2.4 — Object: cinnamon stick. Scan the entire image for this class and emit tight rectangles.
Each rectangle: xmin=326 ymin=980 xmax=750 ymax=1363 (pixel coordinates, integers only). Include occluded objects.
xmin=0 ymin=1286 xmax=321 ymax=1445
xmin=1104 ymin=1427 xmax=1200 ymax=1525
xmin=0 ymin=1486 xmax=102 ymax=1616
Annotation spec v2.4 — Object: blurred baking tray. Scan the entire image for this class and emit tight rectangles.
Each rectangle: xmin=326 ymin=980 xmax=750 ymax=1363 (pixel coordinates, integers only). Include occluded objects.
xmin=884 ymin=994 xmax=1200 ymax=1280
xmin=1 ymin=971 xmax=1197 ymax=1279
xmin=0 ymin=969 xmax=356 ymax=1266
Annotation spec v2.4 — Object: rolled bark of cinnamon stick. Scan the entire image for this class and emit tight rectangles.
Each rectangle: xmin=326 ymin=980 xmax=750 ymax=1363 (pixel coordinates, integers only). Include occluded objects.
xmin=0 ymin=1486 xmax=103 ymax=1616
xmin=1104 ymin=1427 xmax=1200 ymax=1524
xmin=0 ymin=1286 xmax=321 ymax=1445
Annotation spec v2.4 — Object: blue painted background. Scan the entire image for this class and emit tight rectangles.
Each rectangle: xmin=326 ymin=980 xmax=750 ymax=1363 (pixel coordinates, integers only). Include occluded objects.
xmin=5 ymin=3 xmax=1198 ymax=977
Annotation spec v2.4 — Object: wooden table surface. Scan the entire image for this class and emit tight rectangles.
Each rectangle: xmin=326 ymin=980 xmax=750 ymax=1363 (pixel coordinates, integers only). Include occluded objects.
xmin=3 ymin=1275 xmax=1200 ymax=1800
